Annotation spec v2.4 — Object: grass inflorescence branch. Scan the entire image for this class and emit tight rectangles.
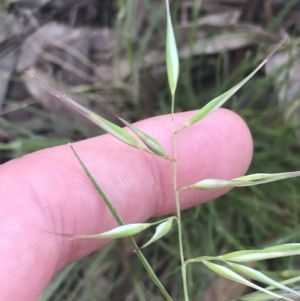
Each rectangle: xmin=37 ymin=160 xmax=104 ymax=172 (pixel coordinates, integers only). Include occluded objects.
xmin=30 ymin=1 xmax=300 ymax=300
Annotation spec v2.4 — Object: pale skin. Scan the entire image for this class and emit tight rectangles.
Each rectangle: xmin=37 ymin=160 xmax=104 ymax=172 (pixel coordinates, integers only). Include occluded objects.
xmin=0 ymin=109 xmax=253 ymax=301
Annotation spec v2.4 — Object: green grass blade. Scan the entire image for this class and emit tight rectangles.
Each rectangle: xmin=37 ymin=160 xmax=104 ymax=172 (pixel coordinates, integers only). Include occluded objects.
xmin=178 ymin=37 xmax=287 ymax=132
xmin=227 ymin=262 xmax=300 ymax=297
xmin=203 ymin=261 xmax=293 ymax=301
xmin=69 ymin=144 xmax=173 ymax=301
xmin=165 ymin=0 xmax=179 ymax=95
xmin=179 ymin=170 xmax=300 ymax=190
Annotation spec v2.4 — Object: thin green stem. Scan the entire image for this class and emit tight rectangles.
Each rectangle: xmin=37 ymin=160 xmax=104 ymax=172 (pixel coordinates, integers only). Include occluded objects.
xmin=171 ymin=93 xmax=190 ymax=301
xmin=128 ymin=238 xmax=173 ymax=301
xmin=70 ymin=145 xmax=173 ymax=301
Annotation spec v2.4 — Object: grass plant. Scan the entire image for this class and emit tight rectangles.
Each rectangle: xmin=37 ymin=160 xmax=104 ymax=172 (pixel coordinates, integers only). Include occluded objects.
xmin=22 ymin=1 xmax=300 ymax=301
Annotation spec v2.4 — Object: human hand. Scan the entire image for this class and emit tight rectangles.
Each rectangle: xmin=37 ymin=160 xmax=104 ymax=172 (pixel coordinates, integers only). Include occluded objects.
xmin=0 ymin=109 xmax=253 ymax=301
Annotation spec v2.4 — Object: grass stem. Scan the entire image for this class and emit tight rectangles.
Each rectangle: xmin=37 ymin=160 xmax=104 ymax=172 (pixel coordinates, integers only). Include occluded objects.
xmin=70 ymin=144 xmax=173 ymax=301
xmin=171 ymin=93 xmax=190 ymax=301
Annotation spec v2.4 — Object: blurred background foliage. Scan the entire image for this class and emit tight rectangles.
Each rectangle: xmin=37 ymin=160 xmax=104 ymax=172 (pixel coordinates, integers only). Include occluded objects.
xmin=1 ymin=0 xmax=300 ymax=300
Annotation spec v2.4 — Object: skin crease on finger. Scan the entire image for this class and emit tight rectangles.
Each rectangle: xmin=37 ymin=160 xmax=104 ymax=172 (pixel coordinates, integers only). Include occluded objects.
xmin=0 ymin=108 xmax=253 ymax=301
